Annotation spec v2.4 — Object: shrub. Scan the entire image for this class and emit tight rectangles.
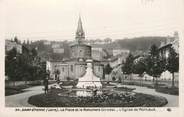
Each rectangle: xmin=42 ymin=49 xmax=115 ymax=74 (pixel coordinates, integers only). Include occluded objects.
xmin=112 ymin=77 xmax=116 ymax=81
xmin=60 ymin=80 xmax=78 ymax=87
xmin=28 ymin=89 xmax=168 ymax=107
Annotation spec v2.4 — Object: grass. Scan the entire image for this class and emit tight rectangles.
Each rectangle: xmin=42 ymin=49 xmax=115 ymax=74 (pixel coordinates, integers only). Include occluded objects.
xmin=118 ymin=81 xmax=169 ymax=89
xmin=5 ymin=80 xmax=56 ymax=96
xmin=113 ymin=81 xmax=179 ymax=95
xmin=60 ymin=80 xmax=78 ymax=86
xmin=115 ymin=87 xmax=136 ymax=92
xmin=5 ymin=88 xmax=24 ymax=96
xmin=5 ymin=85 xmax=29 ymax=96
xmin=155 ymin=86 xmax=179 ymax=95
xmin=28 ymin=88 xmax=168 ymax=107
xmin=102 ymin=83 xmax=117 ymax=88
xmin=5 ymin=83 xmax=41 ymax=96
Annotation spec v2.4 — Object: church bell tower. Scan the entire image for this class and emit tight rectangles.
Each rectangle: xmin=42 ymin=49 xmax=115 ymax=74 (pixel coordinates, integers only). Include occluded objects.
xmin=70 ymin=16 xmax=91 ymax=59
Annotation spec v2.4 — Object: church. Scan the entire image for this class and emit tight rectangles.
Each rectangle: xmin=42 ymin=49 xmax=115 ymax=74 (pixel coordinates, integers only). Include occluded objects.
xmin=46 ymin=16 xmax=104 ymax=81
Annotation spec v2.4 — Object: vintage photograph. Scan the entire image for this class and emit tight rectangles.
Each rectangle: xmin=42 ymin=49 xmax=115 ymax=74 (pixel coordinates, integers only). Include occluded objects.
xmin=4 ymin=0 xmax=181 ymax=107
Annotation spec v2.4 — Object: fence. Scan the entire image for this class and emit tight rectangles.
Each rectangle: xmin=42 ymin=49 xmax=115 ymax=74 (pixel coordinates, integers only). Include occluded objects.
xmin=120 ymin=78 xmax=179 ymax=88
xmin=104 ymin=73 xmax=179 ymax=88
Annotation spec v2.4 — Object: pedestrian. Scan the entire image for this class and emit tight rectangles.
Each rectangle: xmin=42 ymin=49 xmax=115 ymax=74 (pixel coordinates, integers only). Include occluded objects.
xmin=43 ymin=78 xmax=49 ymax=94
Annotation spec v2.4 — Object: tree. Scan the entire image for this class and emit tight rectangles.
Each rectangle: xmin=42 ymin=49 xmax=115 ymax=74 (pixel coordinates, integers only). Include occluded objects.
xmin=112 ymin=77 xmax=116 ymax=81
xmin=14 ymin=36 xmax=18 ymax=43
xmin=145 ymin=44 xmax=164 ymax=86
xmin=149 ymin=44 xmax=158 ymax=57
xmin=133 ymin=57 xmax=146 ymax=76
xmin=122 ymin=53 xmax=134 ymax=79
xmin=31 ymin=48 xmax=38 ymax=57
xmin=104 ymin=63 xmax=112 ymax=75
xmin=23 ymin=40 xmax=26 ymax=45
xmin=104 ymin=63 xmax=112 ymax=81
xmin=27 ymin=40 xmax=30 ymax=45
xmin=5 ymin=44 xmax=46 ymax=82
xmin=167 ymin=47 xmax=179 ymax=87
xmin=5 ymin=48 xmax=19 ymax=81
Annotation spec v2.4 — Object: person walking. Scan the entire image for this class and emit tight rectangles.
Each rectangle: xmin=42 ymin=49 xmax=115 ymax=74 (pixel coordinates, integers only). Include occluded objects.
xmin=43 ymin=78 xmax=49 ymax=94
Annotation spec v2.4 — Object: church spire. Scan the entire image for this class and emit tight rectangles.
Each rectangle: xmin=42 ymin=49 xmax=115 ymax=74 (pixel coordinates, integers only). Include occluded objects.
xmin=76 ymin=15 xmax=85 ymax=44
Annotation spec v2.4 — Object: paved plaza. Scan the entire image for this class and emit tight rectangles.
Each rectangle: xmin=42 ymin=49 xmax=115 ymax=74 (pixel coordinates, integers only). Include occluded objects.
xmin=5 ymin=83 xmax=178 ymax=107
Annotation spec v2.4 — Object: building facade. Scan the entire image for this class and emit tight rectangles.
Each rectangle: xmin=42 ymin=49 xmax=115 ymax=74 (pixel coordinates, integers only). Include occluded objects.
xmin=70 ymin=44 xmax=91 ymax=59
xmin=159 ymin=31 xmax=179 ymax=60
xmin=109 ymin=53 xmax=128 ymax=68
xmin=91 ymin=47 xmax=104 ymax=61
xmin=53 ymin=48 xmax=64 ymax=54
xmin=112 ymin=49 xmax=130 ymax=56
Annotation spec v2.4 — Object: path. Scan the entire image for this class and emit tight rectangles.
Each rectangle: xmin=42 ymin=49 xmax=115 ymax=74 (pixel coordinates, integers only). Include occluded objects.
xmin=116 ymin=84 xmax=179 ymax=107
xmin=5 ymin=83 xmax=178 ymax=107
xmin=5 ymin=84 xmax=54 ymax=107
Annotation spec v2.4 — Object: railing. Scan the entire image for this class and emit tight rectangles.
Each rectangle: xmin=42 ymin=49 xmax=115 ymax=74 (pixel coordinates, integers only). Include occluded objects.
xmin=117 ymin=79 xmax=179 ymax=88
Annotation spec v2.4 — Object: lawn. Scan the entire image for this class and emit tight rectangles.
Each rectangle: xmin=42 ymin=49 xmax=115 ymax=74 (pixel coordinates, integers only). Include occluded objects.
xmin=155 ymin=86 xmax=179 ymax=95
xmin=5 ymin=85 xmax=29 ymax=96
xmin=5 ymin=80 xmax=57 ymax=96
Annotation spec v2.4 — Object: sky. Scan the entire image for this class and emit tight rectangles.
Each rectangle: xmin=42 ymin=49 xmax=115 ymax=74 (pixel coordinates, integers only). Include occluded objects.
xmin=4 ymin=0 xmax=184 ymax=41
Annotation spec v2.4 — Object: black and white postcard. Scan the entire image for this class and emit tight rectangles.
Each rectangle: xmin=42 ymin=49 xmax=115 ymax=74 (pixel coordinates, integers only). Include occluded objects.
xmin=0 ymin=0 xmax=184 ymax=117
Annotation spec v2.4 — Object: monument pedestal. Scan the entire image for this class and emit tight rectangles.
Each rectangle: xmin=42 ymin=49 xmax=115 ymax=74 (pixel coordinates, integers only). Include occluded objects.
xmin=76 ymin=60 xmax=102 ymax=89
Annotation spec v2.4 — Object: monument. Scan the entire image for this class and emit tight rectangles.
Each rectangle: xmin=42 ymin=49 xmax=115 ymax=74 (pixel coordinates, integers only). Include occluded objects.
xmin=76 ymin=59 xmax=102 ymax=89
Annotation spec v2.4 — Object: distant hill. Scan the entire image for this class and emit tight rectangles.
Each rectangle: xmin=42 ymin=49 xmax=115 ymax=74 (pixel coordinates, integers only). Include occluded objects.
xmin=27 ymin=36 xmax=167 ymax=61
xmin=114 ymin=36 xmax=167 ymax=52
xmin=91 ymin=36 xmax=167 ymax=56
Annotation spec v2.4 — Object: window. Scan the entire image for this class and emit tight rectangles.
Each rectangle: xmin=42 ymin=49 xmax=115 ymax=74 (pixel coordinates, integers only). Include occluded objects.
xmin=71 ymin=65 xmax=73 ymax=72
